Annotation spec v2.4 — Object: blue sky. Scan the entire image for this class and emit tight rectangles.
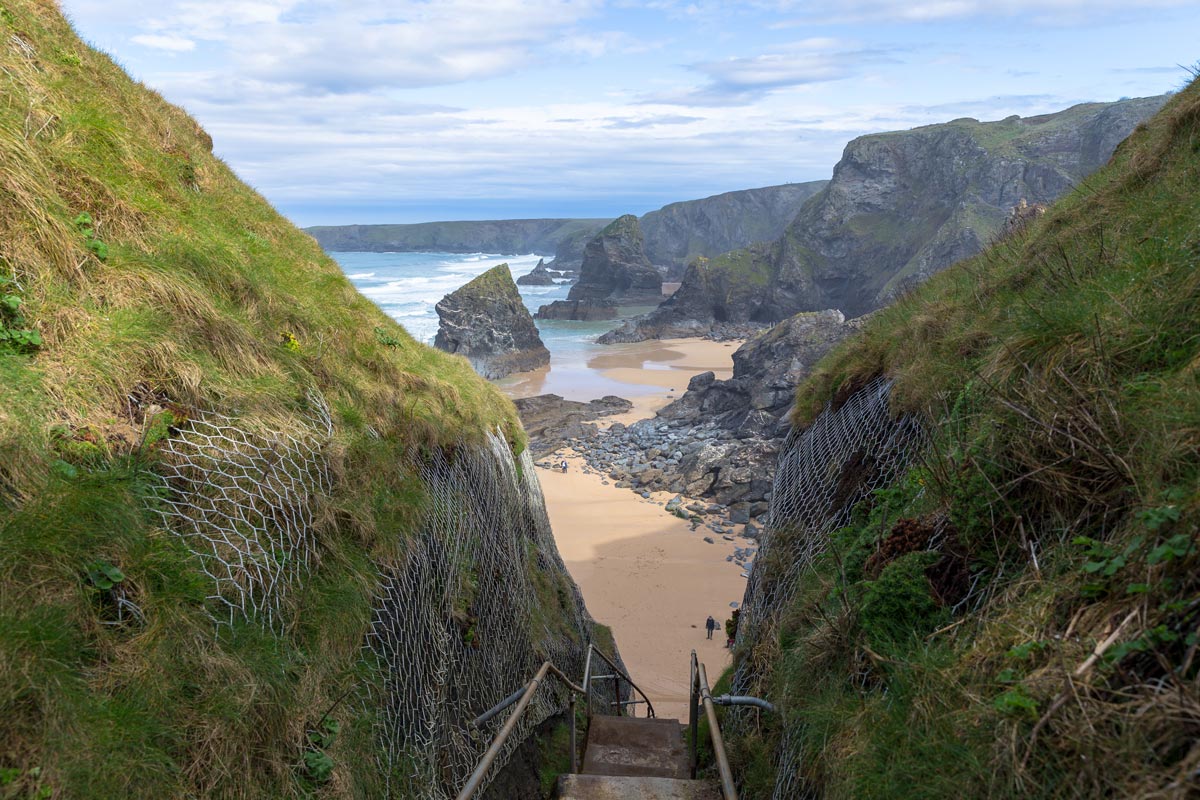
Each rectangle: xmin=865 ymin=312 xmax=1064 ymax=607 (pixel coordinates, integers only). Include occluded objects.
xmin=59 ymin=1 xmax=1199 ymax=227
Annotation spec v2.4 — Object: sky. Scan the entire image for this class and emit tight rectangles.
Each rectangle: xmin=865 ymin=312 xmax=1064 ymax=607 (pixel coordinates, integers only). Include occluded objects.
xmin=59 ymin=1 xmax=1200 ymax=227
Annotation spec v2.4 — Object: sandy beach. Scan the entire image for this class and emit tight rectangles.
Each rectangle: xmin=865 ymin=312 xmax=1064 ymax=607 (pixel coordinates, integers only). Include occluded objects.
xmin=505 ymin=336 xmax=747 ymax=720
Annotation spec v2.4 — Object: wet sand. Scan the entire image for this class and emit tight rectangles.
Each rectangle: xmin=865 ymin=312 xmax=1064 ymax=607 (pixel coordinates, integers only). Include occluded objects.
xmin=504 ymin=336 xmax=747 ymax=720
xmin=502 ymin=337 xmax=736 ymax=417
xmin=538 ymin=454 xmax=745 ymax=720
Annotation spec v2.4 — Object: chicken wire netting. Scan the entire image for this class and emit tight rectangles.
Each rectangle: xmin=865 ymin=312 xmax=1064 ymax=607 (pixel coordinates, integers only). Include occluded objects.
xmin=151 ymin=398 xmax=618 ymax=798
xmin=730 ymin=376 xmax=924 ymax=797
xmin=152 ymin=394 xmax=333 ymax=630
xmin=362 ymin=431 xmax=600 ymax=799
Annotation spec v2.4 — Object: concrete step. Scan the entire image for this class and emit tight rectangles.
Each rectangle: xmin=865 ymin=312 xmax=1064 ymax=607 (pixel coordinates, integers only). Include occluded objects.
xmin=581 ymin=716 xmax=690 ymax=779
xmin=556 ymin=774 xmax=721 ymax=800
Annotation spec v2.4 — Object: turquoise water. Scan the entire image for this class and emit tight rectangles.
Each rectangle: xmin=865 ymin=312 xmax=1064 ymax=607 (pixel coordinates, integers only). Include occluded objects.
xmin=330 ymin=251 xmax=662 ymax=400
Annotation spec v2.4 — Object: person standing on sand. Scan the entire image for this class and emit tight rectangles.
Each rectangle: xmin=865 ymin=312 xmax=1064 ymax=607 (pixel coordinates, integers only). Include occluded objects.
xmin=560 ymin=459 xmax=568 ymax=474
xmin=705 ymin=615 xmax=717 ymax=640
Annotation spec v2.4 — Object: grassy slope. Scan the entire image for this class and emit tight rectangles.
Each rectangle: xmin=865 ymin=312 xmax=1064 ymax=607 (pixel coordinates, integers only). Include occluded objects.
xmin=730 ymin=81 xmax=1200 ymax=797
xmin=0 ymin=3 xmax=541 ymax=797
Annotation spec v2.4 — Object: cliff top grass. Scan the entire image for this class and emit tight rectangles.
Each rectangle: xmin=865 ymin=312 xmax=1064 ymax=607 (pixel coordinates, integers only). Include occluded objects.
xmin=864 ymin=94 xmax=1167 ymax=156
xmin=0 ymin=3 xmax=536 ymax=796
xmin=446 ymin=262 xmax=519 ymax=301
xmin=596 ymin=213 xmax=643 ymax=242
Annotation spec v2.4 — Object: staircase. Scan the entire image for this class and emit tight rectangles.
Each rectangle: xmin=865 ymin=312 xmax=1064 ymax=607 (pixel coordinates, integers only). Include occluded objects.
xmin=455 ymin=646 xmax=738 ymax=800
xmin=555 ymin=715 xmax=720 ymax=799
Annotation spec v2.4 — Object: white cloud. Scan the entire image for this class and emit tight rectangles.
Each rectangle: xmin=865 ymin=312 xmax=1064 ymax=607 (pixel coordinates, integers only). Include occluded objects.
xmin=130 ymin=33 xmax=195 ymax=52
xmin=650 ymin=39 xmax=890 ymax=106
xmin=773 ymin=0 xmax=1197 ymax=25
xmin=115 ymin=0 xmax=604 ymax=91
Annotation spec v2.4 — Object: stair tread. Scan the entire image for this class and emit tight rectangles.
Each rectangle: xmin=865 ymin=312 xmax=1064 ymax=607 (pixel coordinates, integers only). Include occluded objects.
xmin=581 ymin=716 xmax=690 ymax=779
xmin=556 ymin=774 xmax=721 ymax=800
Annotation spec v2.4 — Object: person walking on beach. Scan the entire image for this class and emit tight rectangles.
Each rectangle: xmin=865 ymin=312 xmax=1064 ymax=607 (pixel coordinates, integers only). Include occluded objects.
xmin=705 ymin=615 xmax=717 ymax=640
xmin=560 ymin=459 xmax=568 ymax=474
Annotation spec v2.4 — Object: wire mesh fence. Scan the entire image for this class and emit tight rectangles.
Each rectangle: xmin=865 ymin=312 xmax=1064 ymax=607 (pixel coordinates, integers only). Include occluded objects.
xmin=152 ymin=398 xmax=602 ymax=798
xmin=362 ymin=432 xmax=596 ymax=798
xmin=152 ymin=394 xmax=333 ymax=631
xmin=730 ymin=377 xmax=924 ymax=797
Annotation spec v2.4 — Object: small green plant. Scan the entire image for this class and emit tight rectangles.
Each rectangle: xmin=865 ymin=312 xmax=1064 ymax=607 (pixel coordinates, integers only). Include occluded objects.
xmin=1005 ymin=640 xmax=1046 ymax=660
xmin=373 ymin=327 xmax=403 ymax=348
xmin=0 ymin=275 xmax=42 ymax=353
xmin=0 ymin=7 xmax=15 ymax=27
xmin=86 ymin=560 xmax=125 ymax=591
xmin=55 ymin=48 xmax=81 ymax=66
xmin=73 ymin=213 xmax=108 ymax=261
xmin=993 ymin=685 xmax=1038 ymax=719
xmin=302 ymin=718 xmax=340 ymax=784
xmin=1074 ymin=534 xmax=1145 ymax=597
xmin=280 ymin=330 xmax=301 ymax=352
xmin=141 ymin=409 xmax=177 ymax=449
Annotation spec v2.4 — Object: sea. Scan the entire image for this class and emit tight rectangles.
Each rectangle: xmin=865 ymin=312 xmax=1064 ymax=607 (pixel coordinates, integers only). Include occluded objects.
xmin=330 ymin=250 xmax=661 ymax=400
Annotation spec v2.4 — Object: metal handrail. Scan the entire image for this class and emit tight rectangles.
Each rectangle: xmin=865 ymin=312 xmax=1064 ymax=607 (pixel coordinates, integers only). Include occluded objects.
xmin=582 ymin=643 xmax=656 ymax=719
xmin=688 ymin=650 xmax=738 ymax=799
xmin=455 ymin=661 xmax=584 ymax=800
xmin=456 ymin=643 xmax=652 ymax=800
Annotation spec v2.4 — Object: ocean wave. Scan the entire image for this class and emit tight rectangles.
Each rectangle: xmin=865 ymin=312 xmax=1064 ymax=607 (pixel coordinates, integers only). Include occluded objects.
xmin=346 ymin=271 xmax=376 ymax=279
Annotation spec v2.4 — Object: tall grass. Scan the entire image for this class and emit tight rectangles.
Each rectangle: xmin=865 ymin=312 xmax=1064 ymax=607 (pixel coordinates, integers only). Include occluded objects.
xmin=0 ymin=2 xmax=534 ymax=796
xmin=733 ymin=79 xmax=1200 ymax=798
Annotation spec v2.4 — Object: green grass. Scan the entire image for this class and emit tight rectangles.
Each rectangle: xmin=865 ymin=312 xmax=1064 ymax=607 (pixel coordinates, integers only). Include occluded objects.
xmin=729 ymin=81 xmax=1200 ymax=798
xmin=0 ymin=3 xmax=553 ymax=797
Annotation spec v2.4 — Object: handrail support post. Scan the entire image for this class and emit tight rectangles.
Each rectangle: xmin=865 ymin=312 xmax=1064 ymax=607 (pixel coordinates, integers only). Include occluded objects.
xmin=568 ymin=693 xmax=578 ymax=774
xmin=688 ymin=650 xmax=700 ymax=780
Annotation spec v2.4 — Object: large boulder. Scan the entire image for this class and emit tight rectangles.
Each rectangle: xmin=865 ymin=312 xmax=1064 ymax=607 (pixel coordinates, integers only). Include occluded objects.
xmin=434 ymin=263 xmax=550 ymax=379
xmin=566 ymin=215 xmax=664 ymax=305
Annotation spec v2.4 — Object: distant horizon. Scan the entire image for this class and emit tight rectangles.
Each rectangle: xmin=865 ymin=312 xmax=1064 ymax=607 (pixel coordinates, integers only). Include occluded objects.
xmin=60 ymin=1 xmax=1197 ymax=229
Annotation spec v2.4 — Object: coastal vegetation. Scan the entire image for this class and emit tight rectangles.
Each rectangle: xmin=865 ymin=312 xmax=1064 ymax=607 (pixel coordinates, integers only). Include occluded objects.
xmin=0 ymin=3 xmax=590 ymax=797
xmin=726 ymin=76 xmax=1200 ymax=798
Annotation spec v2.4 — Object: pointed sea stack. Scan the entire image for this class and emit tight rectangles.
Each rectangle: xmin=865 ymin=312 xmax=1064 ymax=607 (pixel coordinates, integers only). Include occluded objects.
xmin=434 ymin=263 xmax=550 ymax=379
xmin=536 ymin=215 xmax=663 ymax=320
xmin=516 ymin=258 xmax=562 ymax=286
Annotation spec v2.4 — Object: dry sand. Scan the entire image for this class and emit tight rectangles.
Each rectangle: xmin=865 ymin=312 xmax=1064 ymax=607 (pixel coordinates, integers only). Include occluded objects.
xmin=509 ymin=336 xmax=748 ymax=721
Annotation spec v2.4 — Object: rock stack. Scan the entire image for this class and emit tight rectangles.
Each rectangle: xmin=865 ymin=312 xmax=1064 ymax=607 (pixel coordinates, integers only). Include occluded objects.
xmin=434 ymin=263 xmax=550 ymax=379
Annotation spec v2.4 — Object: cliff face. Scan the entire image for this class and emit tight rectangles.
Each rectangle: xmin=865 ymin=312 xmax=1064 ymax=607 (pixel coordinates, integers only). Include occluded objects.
xmin=566 ymin=214 xmax=663 ymax=304
xmin=639 ymin=181 xmax=827 ymax=277
xmin=306 ymin=217 xmax=611 ymax=254
xmin=0 ymin=5 xmax=601 ymax=798
xmin=435 ymin=263 xmax=550 ymax=379
xmin=308 ymin=183 xmax=827 ymax=280
xmin=725 ymin=83 xmax=1200 ymax=799
xmin=611 ymin=94 xmax=1168 ymax=340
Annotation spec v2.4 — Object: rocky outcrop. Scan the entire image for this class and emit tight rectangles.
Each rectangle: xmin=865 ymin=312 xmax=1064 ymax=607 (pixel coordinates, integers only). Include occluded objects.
xmin=305 ymin=217 xmax=610 ymax=255
xmin=434 ymin=263 xmax=550 ymax=379
xmin=535 ymin=299 xmax=618 ymax=321
xmin=607 ymin=95 xmax=1169 ymax=341
xmin=640 ymin=181 xmax=827 ymax=279
xmin=557 ymin=311 xmax=867 ymax=528
xmin=514 ymin=394 xmax=633 ymax=456
xmin=567 ymin=215 xmax=664 ymax=305
xmin=516 ymin=258 xmax=563 ymax=286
